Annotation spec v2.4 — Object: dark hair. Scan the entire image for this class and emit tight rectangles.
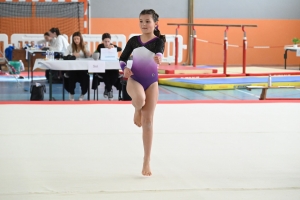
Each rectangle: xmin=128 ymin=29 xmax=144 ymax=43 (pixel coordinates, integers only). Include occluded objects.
xmin=139 ymin=9 xmax=166 ymax=42
xmin=49 ymin=27 xmax=61 ymax=36
xmin=72 ymin=31 xmax=87 ymax=58
xmin=44 ymin=32 xmax=50 ymax=36
xmin=102 ymin=33 xmax=111 ymax=41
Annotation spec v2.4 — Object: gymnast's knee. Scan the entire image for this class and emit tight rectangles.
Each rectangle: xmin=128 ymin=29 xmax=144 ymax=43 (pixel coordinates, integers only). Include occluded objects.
xmin=132 ymin=96 xmax=145 ymax=109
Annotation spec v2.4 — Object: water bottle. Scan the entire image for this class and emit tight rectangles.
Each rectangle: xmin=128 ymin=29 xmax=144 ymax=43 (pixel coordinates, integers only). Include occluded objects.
xmin=46 ymin=50 xmax=49 ymax=60
xmin=50 ymin=51 xmax=54 ymax=60
xmin=52 ymin=51 xmax=55 ymax=60
xmin=268 ymin=75 xmax=272 ymax=87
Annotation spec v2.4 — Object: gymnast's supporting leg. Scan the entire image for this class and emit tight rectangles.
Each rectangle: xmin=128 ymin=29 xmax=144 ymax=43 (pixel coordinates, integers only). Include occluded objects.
xmin=127 ymin=78 xmax=159 ymax=176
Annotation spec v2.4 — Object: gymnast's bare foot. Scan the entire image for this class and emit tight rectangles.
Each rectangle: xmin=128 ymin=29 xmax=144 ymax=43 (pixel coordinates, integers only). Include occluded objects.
xmin=142 ymin=158 xmax=152 ymax=176
xmin=134 ymin=109 xmax=142 ymax=127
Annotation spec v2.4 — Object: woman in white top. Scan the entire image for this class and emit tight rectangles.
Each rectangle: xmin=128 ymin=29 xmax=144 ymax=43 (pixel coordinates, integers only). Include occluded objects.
xmin=49 ymin=27 xmax=69 ymax=52
xmin=65 ymin=31 xmax=91 ymax=101
xmin=45 ymin=28 xmax=69 ymax=81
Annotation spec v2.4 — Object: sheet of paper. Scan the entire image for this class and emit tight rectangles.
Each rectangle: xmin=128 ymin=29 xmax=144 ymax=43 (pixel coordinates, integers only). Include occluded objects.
xmin=100 ymin=48 xmax=118 ymax=61
xmin=88 ymin=61 xmax=105 ymax=73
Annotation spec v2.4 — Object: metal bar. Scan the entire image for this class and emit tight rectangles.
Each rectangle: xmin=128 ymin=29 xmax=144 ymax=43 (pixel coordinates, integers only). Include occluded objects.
xmin=167 ymin=23 xmax=257 ymax=27
xmin=175 ymin=25 xmax=180 ymax=65
xmin=31 ymin=53 xmax=34 ymax=83
xmin=189 ymin=34 xmax=193 ymax=66
xmin=242 ymin=26 xmax=247 ymax=74
xmin=188 ymin=0 xmax=194 ymax=65
xmin=223 ymin=26 xmax=229 ymax=75
xmin=193 ymin=27 xmax=196 ymax=67
xmin=284 ymin=50 xmax=288 ymax=69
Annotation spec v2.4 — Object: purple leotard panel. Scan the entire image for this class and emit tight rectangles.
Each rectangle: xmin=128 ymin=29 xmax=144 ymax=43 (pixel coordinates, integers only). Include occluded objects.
xmin=130 ymin=47 xmax=160 ymax=90
xmin=119 ymin=36 xmax=165 ymax=90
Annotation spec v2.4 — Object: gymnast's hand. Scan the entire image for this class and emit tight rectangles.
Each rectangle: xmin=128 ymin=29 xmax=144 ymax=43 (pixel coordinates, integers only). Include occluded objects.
xmin=124 ymin=67 xmax=133 ymax=78
xmin=154 ymin=55 xmax=162 ymax=65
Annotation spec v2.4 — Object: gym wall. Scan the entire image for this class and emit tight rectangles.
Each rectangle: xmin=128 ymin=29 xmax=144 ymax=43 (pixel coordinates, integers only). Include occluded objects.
xmin=90 ymin=0 xmax=300 ymax=66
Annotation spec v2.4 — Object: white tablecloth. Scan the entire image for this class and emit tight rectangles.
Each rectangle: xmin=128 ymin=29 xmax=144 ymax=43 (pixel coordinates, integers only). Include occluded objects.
xmin=33 ymin=58 xmax=127 ymax=71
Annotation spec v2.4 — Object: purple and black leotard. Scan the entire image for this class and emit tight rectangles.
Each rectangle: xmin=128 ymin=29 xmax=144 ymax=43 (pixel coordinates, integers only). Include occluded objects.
xmin=119 ymin=36 xmax=165 ymax=90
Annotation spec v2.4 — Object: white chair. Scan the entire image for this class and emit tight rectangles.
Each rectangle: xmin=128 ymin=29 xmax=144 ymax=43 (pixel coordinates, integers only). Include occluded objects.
xmin=11 ymin=34 xmax=44 ymax=48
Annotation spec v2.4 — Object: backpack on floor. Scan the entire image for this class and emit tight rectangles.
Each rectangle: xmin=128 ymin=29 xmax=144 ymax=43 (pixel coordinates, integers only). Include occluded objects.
xmin=30 ymin=84 xmax=46 ymax=101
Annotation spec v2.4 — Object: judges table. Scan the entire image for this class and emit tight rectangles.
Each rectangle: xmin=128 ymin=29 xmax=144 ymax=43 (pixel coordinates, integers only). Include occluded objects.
xmin=33 ymin=58 xmax=123 ymax=101
xmin=27 ymin=50 xmax=45 ymax=81
xmin=27 ymin=50 xmax=63 ymax=82
xmin=284 ymin=46 xmax=300 ymax=69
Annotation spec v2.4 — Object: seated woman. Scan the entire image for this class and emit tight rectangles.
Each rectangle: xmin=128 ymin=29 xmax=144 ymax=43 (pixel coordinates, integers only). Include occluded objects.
xmin=95 ymin=33 xmax=122 ymax=100
xmin=37 ymin=32 xmax=55 ymax=49
xmin=49 ymin=27 xmax=69 ymax=52
xmin=64 ymin=31 xmax=91 ymax=101
xmin=45 ymin=28 xmax=70 ymax=81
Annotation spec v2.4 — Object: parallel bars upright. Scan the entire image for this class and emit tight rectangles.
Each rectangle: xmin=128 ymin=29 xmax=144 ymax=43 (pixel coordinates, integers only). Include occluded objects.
xmin=167 ymin=23 xmax=257 ymax=75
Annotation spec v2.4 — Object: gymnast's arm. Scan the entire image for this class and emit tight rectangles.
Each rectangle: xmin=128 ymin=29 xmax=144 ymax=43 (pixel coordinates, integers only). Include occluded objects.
xmin=119 ymin=38 xmax=134 ymax=71
xmin=154 ymin=38 xmax=165 ymax=64
xmin=155 ymin=38 xmax=165 ymax=56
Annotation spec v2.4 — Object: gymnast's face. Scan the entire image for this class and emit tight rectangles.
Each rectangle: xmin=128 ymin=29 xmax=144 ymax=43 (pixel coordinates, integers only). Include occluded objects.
xmin=139 ymin=14 xmax=157 ymax=34
xmin=73 ymin=36 xmax=81 ymax=45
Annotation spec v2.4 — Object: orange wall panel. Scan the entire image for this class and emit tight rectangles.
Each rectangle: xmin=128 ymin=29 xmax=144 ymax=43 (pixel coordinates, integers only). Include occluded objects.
xmin=194 ymin=19 xmax=300 ymax=66
xmin=91 ymin=18 xmax=300 ymax=66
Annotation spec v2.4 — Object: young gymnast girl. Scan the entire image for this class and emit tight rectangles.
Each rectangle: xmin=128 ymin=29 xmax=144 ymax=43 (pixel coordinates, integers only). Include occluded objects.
xmin=119 ymin=9 xmax=165 ymax=176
